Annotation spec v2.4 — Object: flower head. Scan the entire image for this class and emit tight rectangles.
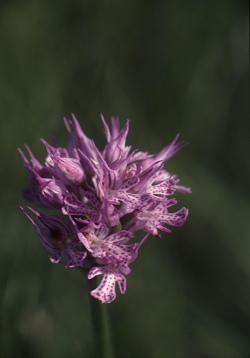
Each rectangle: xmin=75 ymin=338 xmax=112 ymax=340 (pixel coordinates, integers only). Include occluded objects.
xmin=20 ymin=114 xmax=191 ymax=303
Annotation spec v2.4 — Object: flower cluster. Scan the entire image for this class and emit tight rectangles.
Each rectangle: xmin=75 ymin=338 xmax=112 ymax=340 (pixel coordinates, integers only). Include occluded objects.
xmin=19 ymin=114 xmax=191 ymax=303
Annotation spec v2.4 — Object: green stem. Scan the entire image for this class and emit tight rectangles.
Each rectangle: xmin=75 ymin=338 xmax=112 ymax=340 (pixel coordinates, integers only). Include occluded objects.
xmin=88 ymin=276 xmax=114 ymax=358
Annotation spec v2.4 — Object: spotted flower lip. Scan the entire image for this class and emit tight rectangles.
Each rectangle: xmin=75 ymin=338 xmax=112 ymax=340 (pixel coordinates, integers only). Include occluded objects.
xmin=19 ymin=114 xmax=191 ymax=303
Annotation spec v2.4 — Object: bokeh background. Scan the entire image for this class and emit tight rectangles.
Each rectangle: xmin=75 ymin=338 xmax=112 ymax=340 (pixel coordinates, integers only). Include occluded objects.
xmin=0 ymin=0 xmax=249 ymax=357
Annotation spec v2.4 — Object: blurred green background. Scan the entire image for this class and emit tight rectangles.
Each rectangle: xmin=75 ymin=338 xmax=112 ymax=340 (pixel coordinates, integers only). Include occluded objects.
xmin=0 ymin=0 xmax=249 ymax=357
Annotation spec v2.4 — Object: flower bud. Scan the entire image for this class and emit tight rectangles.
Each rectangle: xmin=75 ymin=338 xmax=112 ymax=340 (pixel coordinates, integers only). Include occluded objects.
xmin=52 ymin=150 xmax=86 ymax=186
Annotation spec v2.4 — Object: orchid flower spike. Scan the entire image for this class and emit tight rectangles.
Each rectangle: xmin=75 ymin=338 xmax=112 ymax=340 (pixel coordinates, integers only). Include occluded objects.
xmin=19 ymin=114 xmax=191 ymax=303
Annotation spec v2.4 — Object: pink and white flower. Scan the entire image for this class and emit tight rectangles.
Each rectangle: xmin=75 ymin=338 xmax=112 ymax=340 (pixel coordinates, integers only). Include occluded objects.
xmin=19 ymin=114 xmax=191 ymax=303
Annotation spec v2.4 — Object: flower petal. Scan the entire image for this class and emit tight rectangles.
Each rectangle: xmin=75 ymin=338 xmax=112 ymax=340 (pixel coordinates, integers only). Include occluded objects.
xmin=88 ymin=266 xmax=126 ymax=304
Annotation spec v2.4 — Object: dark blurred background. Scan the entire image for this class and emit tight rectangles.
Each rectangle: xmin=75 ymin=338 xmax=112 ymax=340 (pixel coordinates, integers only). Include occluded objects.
xmin=0 ymin=0 xmax=249 ymax=357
